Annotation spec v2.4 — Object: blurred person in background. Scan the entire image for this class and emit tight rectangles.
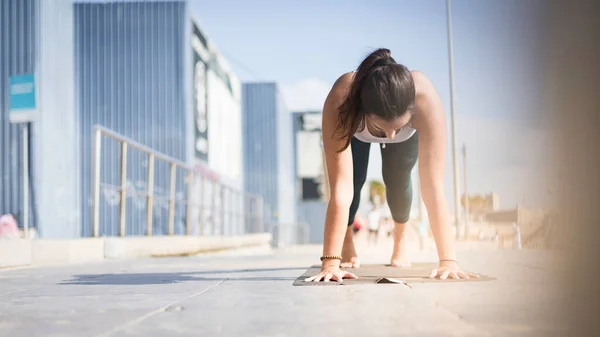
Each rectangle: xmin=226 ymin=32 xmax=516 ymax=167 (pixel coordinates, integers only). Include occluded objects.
xmin=366 ymin=204 xmax=382 ymax=245
xmin=305 ymin=48 xmax=477 ymax=283
xmin=351 ymin=216 xmax=363 ymax=236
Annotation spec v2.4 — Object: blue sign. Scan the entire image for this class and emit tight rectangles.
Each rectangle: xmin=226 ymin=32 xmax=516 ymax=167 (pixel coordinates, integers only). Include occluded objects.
xmin=9 ymin=73 xmax=37 ymax=123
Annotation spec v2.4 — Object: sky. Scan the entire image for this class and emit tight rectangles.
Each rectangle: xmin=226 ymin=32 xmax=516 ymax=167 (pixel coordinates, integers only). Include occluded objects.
xmin=190 ymin=0 xmax=551 ymax=211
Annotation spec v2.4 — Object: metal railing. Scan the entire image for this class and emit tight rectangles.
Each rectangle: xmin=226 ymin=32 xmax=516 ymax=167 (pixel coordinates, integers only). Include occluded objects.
xmin=91 ymin=125 xmax=265 ymax=238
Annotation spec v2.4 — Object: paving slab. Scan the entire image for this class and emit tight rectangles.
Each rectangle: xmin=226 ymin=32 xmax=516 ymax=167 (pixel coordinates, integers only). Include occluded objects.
xmin=0 ymin=242 xmax=568 ymax=337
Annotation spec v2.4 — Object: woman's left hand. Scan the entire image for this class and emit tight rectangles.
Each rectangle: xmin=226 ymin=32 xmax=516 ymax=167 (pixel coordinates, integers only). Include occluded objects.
xmin=429 ymin=261 xmax=480 ymax=280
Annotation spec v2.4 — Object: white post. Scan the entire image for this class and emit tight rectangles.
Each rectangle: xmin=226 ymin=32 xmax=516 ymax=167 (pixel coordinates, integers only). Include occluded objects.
xmin=513 ymin=222 xmax=522 ymax=250
xmin=446 ymin=0 xmax=462 ymax=239
xmin=22 ymin=124 xmax=30 ymax=239
xmin=91 ymin=128 xmax=102 ymax=237
xmin=463 ymin=144 xmax=469 ymax=238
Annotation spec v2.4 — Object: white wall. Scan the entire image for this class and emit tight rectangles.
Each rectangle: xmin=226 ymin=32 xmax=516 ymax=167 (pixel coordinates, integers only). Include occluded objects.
xmin=186 ymin=13 xmax=245 ymax=237
xmin=206 ymin=69 xmax=242 ymax=190
xmin=276 ymin=93 xmax=296 ymax=225
xmin=33 ymin=0 xmax=79 ymax=238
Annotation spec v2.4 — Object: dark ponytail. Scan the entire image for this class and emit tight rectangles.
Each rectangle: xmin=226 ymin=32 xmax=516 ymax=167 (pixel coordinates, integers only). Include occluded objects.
xmin=335 ymin=48 xmax=415 ymax=152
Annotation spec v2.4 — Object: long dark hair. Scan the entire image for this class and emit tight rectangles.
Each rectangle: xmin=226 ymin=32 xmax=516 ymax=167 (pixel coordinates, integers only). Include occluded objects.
xmin=336 ymin=48 xmax=416 ymax=152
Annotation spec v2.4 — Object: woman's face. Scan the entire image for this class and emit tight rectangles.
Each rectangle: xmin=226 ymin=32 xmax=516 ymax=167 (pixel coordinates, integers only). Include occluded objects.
xmin=365 ymin=112 xmax=412 ymax=140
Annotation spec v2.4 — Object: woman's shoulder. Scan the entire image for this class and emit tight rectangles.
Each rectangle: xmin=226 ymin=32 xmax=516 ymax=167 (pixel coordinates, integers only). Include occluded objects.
xmin=410 ymin=70 xmax=445 ymax=128
xmin=410 ymin=70 xmax=439 ymax=100
xmin=323 ymin=72 xmax=355 ymax=117
xmin=331 ymin=72 xmax=355 ymax=93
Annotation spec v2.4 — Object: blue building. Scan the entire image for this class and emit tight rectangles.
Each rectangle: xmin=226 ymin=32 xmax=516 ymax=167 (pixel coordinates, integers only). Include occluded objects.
xmin=242 ymin=83 xmax=296 ymax=231
xmin=0 ymin=0 xmax=244 ymax=238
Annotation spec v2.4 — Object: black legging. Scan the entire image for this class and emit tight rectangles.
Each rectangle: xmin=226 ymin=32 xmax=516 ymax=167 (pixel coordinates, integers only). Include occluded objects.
xmin=347 ymin=133 xmax=419 ymax=226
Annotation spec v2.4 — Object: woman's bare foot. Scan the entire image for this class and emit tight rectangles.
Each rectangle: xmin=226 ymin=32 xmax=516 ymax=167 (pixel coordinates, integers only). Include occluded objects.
xmin=390 ymin=258 xmax=411 ymax=268
xmin=390 ymin=222 xmax=411 ymax=268
xmin=390 ymin=235 xmax=411 ymax=267
xmin=341 ymin=226 xmax=360 ymax=268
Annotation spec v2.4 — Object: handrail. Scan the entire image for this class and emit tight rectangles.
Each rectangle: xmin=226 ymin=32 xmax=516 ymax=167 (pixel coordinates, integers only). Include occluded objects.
xmin=90 ymin=124 xmax=265 ymax=238
xmin=93 ymin=125 xmax=190 ymax=168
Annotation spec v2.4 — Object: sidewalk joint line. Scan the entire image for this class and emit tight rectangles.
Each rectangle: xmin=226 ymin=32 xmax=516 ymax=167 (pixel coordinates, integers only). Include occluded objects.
xmin=94 ymin=279 xmax=226 ymax=337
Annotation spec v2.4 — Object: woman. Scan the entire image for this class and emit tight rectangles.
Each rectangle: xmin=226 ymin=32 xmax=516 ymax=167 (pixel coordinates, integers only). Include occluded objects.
xmin=305 ymin=48 xmax=477 ymax=283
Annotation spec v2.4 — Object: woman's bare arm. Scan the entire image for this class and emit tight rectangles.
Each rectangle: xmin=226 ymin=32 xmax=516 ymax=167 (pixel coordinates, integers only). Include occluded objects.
xmin=320 ymin=73 xmax=356 ymax=268
xmin=411 ymin=71 xmax=457 ymax=262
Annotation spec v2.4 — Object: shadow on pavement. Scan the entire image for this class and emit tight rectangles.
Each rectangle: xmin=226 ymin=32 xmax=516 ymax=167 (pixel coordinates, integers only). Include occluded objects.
xmin=59 ymin=267 xmax=305 ymax=285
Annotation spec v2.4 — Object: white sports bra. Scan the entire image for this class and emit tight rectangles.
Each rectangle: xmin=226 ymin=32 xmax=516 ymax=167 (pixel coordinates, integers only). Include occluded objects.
xmin=354 ymin=120 xmax=416 ymax=148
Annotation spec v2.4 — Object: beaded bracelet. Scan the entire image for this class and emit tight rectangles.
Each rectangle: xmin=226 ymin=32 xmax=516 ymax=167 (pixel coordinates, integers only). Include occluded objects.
xmin=320 ymin=255 xmax=342 ymax=262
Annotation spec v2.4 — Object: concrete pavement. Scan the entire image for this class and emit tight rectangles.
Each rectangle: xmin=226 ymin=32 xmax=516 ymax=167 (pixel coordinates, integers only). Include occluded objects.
xmin=0 ymin=237 xmax=568 ymax=337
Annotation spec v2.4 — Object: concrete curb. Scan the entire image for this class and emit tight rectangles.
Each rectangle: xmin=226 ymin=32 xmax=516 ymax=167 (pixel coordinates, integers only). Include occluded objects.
xmin=31 ymin=238 xmax=106 ymax=265
xmin=0 ymin=239 xmax=32 ymax=268
xmin=0 ymin=233 xmax=272 ymax=268
xmin=103 ymin=234 xmax=273 ymax=259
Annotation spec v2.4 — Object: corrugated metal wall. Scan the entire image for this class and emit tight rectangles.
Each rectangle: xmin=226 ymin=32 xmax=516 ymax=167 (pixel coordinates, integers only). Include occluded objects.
xmin=0 ymin=0 xmax=37 ymax=228
xmin=242 ymin=83 xmax=278 ymax=223
xmin=74 ymin=1 xmax=188 ymax=237
xmin=242 ymin=82 xmax=296 ymax=230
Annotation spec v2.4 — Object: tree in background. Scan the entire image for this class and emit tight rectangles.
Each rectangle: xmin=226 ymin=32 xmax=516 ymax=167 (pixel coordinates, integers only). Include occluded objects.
xmin=369 ymin=180 xmax=386 ymax=207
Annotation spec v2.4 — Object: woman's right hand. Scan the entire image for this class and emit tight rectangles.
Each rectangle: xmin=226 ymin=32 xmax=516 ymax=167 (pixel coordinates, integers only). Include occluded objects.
xmin=303 ymin=266 xmax=358 ymax=283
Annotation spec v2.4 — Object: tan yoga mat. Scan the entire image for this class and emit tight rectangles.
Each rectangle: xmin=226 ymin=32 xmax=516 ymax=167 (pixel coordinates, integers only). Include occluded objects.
xmin=293 ymin=263 xmax=496 ymax=286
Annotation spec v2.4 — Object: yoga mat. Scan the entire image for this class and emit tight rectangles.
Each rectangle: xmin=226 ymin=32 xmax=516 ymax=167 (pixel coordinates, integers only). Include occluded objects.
xmin=293 ymin=263 xmax=496 ymax=286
